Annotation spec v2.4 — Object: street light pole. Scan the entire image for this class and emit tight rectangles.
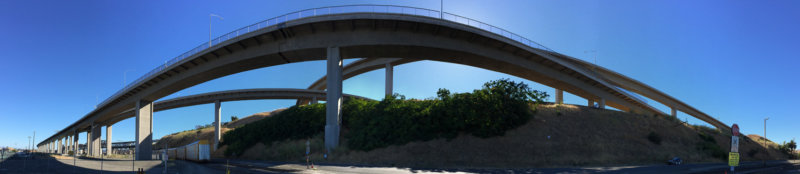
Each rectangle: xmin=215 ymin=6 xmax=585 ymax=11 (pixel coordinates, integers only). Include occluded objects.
xmin=209 ymin=13 xmax=224 ymax=48
xmin=440 ymin=0 xmax=443 ymax=19
xmin=764 ymin=117 xmax=769 ymax=166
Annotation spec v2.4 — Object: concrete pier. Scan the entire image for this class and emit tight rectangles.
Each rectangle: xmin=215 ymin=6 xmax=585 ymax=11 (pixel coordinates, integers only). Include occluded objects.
xmin=325 ymin=46 xmax=343 ymax=151
xmin=214 ymin=100 xmax=221 ymax=151
xmin=135 ymin=100 xmax=153 ymax=160
xmin=555 ymin=89 xmax=563 ymax=104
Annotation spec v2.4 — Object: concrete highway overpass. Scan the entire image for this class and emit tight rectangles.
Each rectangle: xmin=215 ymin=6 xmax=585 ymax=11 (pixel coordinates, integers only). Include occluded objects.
xmin=37 ymin=5 xmax=727 ymax=159
xmin=298 ymin=58 xmax=725 ymax=131
xmin=37 ymin=88 xmax=369 ymax=157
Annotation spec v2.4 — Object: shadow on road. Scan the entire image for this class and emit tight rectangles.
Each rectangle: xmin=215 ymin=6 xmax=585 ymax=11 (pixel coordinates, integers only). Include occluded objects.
xmin=0 ymin=153 xmax=193 ymax=174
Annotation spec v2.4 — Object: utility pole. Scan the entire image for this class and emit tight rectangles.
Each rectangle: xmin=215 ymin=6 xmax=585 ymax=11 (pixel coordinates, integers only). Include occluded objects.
xmin=764 ymin=117 xmax=769 ymax=166
xmin=440 ymin=0 xmax=443 ymax=19
xmin=32 ymin=131 xmax=35 ymax=153
xmin=209 ymin=13 xmax=224 ymax=48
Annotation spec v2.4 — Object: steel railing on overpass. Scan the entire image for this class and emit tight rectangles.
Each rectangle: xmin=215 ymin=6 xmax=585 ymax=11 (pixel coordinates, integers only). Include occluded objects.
xmin=99 ymin=5 xmax=561 ymax=110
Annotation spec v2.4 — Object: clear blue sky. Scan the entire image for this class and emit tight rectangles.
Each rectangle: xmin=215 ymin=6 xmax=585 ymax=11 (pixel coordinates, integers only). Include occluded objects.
xmin=1 ymin=0 xmax=798 ymax=149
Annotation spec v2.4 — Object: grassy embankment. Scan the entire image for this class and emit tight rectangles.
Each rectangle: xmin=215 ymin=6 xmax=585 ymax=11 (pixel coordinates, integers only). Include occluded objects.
xmin=153 ymin=109 xmax=285 ymax=153
xmin=160 ymin=79 xmax=794 ymax=168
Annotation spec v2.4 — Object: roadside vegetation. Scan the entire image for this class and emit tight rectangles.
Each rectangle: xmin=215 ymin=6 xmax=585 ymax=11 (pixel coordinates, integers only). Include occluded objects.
xmin=221 ymin=79 xmax=548 ymax=156
xmin=160 ymin=79 xmax=794 ymax=168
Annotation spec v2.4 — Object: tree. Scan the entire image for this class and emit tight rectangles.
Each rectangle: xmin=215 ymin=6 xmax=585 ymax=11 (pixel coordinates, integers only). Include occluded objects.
xmin=231 ymin=116 xmax=239 ymax=121
xmin=778 ymin=140 xmax=797 ymax=155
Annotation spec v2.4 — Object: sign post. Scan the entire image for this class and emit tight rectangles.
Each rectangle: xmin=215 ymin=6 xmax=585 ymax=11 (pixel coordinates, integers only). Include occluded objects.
xmin=729 ymin=124 xmax=740 ymax=172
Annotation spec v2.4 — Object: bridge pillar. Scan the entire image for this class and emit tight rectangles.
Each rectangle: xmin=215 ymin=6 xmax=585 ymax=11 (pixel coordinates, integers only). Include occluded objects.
xmin=598 ymin=99 xmax=606 ymax=109
xmin=67 ymin=135 xmax=72 ymax=154
xmin=311 ymin=97 xmax=318 ymax=104
xmin=385 ymin=63 xmax=393 ymax=97
xmin=134 ymin=100 xmax=153 ymax=160
xmin=57 ymin=138 xmax=62 ymax=154
xmin=588 ymin=99 xmax=595 ymax=108
xmin=325 ymin=46 xmax=343 ymax=151
xmin=90 ymin=125 xmax=101 ymax=156
xmin=86 ymin=131 xmax=90 ymax=155
xmin=106 ymin=125 xmax=112 ymax=155
xmin=73 ymin=130 xmax=79 ymax=155
xmin=671 ymin=107 xmax=677 ymax=117
xmin=555 ymin=89 xmax=563 ymax=104
xmin=214 ymin=100 xmax=221 ymax=151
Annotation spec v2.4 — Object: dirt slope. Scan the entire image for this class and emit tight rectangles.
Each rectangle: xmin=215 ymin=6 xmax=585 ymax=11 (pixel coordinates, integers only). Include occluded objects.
xmin=154 ymin=108 xmax=286 ymax=150
xmin=233 ymin=104 xmax=789 ymax=168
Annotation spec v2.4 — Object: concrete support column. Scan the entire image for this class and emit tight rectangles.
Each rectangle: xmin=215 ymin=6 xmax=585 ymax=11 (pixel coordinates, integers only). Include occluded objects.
xmin=214 ymin=100 xmax=221 ymax=151
xmin=86 ymin=131 xmax=90 ymax=155
xmin=325 ymin=46 xmax=343 ymax=151
xmin=311 ymin=97 xmax=318 ymax=104
xmin=671 ymin=107 xmax=677 ymax=117
xmin=67 ymin=135 xmax=72 ymax=154
xmin=588 ymin=99 xmax=595 ymax=107
xmin=134 ymin=100 xmax=153 ymax=160
xmin=90 ymin=125 xmax=101 ymax=156
xmin=57 ymin=138 xmax=62 ymax=154
xmin=106 ymin=125 xmax=112 ymax=155
xmin=555 ymin=89 xmax=563 ymax=104
xmin=73 ymin=130 xmax=79 ymax=155
xmin=598 ymin=98 xmax=606 ymax=109
xmin=385 ymin=63 xmax=393 ymax=97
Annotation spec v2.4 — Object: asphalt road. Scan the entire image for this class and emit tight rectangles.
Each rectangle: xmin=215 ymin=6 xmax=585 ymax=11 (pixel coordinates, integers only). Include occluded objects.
xmin=0 ymin=153 xmax=223 ymax=174
xmin=207 ymin=159 xmax=800 ymax=174
xmin=1 ymin=153 xmax=798 ymax=173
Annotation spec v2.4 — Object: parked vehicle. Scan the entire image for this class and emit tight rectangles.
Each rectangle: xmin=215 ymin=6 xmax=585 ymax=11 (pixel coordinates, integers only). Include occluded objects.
xmin=667 ymin=157 xmax=682 ymax=165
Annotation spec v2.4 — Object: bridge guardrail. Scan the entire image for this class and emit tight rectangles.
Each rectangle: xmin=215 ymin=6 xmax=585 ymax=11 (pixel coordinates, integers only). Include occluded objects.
xmin=99 ymin=5 xmax=560 ymax=108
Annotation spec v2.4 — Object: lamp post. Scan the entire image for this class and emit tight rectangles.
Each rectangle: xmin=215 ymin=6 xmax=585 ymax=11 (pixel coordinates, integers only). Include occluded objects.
xmin=209 ymin=13 xmax=224 ymax=48
xmin=764 ymin=117 xmax=769 ymax=166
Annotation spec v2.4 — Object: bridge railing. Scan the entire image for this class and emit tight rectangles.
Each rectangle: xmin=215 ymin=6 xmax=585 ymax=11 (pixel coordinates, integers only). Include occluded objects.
xmin=99 ymin=5 xmax=559 ymax=108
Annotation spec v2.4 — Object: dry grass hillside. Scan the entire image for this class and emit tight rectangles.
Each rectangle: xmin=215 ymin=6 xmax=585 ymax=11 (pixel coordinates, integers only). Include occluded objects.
xmin=153 ymin=108 xmax=286 ymax=150
xmin=231 ymin=104 xmax=789 ymax=168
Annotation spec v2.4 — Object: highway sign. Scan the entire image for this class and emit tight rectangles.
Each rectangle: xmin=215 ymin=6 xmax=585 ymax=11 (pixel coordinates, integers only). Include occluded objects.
xmin=731 ymin=124 xmax=740 ymax=136
xmin=728 ymin=152 xmax=740 ymax=166
xmin=731 ymin=136 xmax=740 ymax=152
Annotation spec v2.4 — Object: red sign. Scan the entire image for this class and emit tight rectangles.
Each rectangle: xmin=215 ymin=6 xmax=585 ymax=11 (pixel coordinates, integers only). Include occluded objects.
xmin=731 ymin=124 xmax=740 ymax=136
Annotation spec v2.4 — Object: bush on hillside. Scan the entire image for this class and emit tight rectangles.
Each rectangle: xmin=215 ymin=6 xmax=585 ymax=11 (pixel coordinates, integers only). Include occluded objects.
xmin=345 ymin=79 xmax=548 ymax=151
xmin=221 ymin=79 xmax=548 ymax=155
xmin=647 ymin=131 xmax=662 ymax=145
xmin=221 ymin=104 xmax=325 ymax=156
xmin=696 ymin=132 xmax=726 ymax=160
xmin=779 ymin=140 xmax=797 ymax=158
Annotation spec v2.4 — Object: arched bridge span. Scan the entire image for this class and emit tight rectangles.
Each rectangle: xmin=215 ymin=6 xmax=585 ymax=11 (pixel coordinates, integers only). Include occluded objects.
xmin=38 ymin=5 xmax=727 ymax=159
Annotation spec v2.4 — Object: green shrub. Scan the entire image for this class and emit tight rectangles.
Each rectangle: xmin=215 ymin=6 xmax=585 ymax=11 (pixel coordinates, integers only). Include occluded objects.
xmin=647 ymin=131 xmax=661 ymax=145
xmin=222 ymin=79 xmax=548 ymax=155
xmin=747 ymin=149 xmax=758 ymax=158
xmin=345 ymin=79 xmax=547 ymax=151
xmin=221 ymin=103 xmax=325 ymax=156
xmin=696 ymin=133 xmax=726 ymax=160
